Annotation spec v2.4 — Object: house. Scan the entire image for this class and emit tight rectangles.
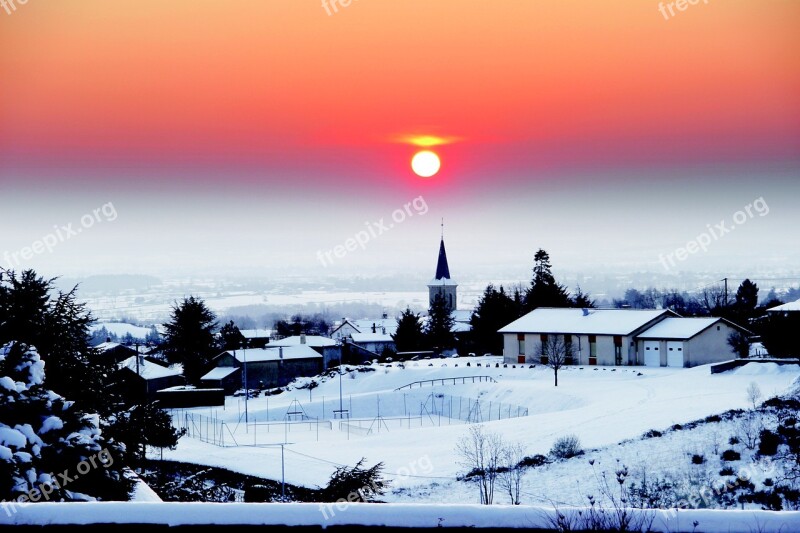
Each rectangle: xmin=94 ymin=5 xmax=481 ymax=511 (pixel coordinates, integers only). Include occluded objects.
xmin=95 ymin=341 xmax=139 ymax=364
xmin=500 ymin=308 xmax=677 ymax=366
xmin=239 ymin=328 xmax=273 ymax=348
xmin=330 ymin=319 xmax=361 ymax=341
xmin=350 ymin=332 xmax=395 ymax=355
xmin=117 ymin=355 xmax=184 ymax=401
xmin=212 ymin=345 xmax=323 ymax=389
xmin=199 ymin=366 xmax=242 ymax=394
xmin=767 ymin=299 xmax=800 ymax=315
xmin=635 ymin=317 xmax=751 ymax=367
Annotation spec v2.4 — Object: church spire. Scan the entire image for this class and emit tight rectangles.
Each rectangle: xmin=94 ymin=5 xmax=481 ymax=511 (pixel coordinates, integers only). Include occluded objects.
xmin=434 ymin=236 xmax=451 ymax=280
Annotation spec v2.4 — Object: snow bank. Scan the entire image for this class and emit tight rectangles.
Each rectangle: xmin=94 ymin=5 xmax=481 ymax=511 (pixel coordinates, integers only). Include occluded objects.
xmin=0 ymin=502 xmax=796 ymax=532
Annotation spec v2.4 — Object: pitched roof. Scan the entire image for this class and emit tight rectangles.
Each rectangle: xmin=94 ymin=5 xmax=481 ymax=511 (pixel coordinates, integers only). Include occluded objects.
xmin=220 ymin=345 xmax=322 ymax=363
xmin=201 ymin=366 xmax=241 ymax=380
xmin=498 ymin=308 xmax=673 ymax=336
xmin=119 ymin=356 xmax=182 ymax=380
xmin=636 ymin=317 xmax=723 ymax=340
xmin=767 ymin=298 xmax=800 ymax=312
xmin=268 ymin=335 xmax=337 ymax=348
xmin=351 ymin=332 xmax=394 ymax=343
xmin=434 ymin=238 xmax=451 ymax=280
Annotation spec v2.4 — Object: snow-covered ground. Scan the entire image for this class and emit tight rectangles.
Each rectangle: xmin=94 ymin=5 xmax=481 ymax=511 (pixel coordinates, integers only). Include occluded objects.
xmin=154 ymin=357 xmax=800 ymax=508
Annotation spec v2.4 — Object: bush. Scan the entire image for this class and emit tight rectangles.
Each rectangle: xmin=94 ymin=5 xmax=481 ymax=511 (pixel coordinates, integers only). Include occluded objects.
xmin=550 ymin=434 xmax=582 ymax=459
xmin=721 ymin=449 xmax=741 ymax=462
xmin=518 ymin=454 xmax=549 ymax=468
xmin=729 ymin=436 xmax=740 ymax=445
xmin=758 ymin=429 xmax=781 ymax=456
xmin=691 ymin=454 xmax=704 ymax=465
xmin=720 ymin=466 xmax=735 ymax=476
xmin=643 ymin=429 xmax=662 ymax=439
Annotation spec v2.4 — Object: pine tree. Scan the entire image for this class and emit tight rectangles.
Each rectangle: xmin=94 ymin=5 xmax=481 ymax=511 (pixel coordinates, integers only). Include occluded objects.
xmin=219 ymin=320 xmax=246 ymax=350
xmin=733 ymin=279 xmax=759 ymax=323
xmin=571 ymin=286 xmax=596 ymax=308
xmin=523 ymin=249 xmax=572 ymax=311
xmin=426 ymin=294 xmax=456 ymax=353
xmin=162 ymin=297 xmax=219 ymax=384
xmin=469 ymin=285 xmax=518 ymax=355
xmin=0 ymin=342 xmax=134 ymax=502
xmin=392 ymin=308 xmax=425 ymax=354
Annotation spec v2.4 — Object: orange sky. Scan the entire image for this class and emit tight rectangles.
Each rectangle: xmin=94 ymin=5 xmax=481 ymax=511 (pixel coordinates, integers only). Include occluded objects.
xmin=0 ymin=0 xmax=798 ymax=191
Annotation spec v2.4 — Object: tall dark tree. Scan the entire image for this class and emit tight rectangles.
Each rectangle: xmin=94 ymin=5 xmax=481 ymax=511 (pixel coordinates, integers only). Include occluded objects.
xmin=733 ymin=279 xmax=759 ymax=322
xmin=523 ymin=249 xmax=571 ymax=311
xmin=570 ymin=286 xmax=596 ymax=308
xmin=392 ymin=308 xmax=425 ymax=354
xmin=0 ymin=270 xmax=112 ymax=413
xmin=426 ymin=294 xmax=456 ymax=353
xmin=219 ymin=320 xmax=246 ymax=350
xmin=470 ymin=285 xmax=518 ymax=355
xmin=105 ymin=402 xmax=185 ymax=466
xmin=162 ymin=296 xmax=219 ymax=384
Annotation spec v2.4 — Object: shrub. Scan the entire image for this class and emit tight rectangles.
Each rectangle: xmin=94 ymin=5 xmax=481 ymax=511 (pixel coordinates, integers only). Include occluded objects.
xmin=758 ymin=429 xmax=781 ymax=456
xmin=550 ymin=434 xmax=582 ymax=459
xmin=719 ymin=466 xmax=735 ymax=476
xmin=517 ymin=454 xmax=549 ymax=468
xmin=671 ymin=424 xmax=683 ymax=431
xmin=704 ymin=414 xmax=722 ymax=423
xmin=721 ymin=449 xmax=741 ymax=461
xmin=691 ymin=454 xmax=704 ymax=465
xmin=643 ymin=429 xmax=662 ymax=439
xmin=729 ymin=436 xmax=740 ymax=445
xmin=764 ymin=478 xmax=774 ymax=487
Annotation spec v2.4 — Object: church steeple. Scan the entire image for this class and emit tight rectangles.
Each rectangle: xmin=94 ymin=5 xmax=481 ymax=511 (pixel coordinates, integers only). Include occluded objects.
xmin=434 ymin=238 xmax=451 ymax=280
xmin=428 ymin=223 xmax=457 ymax=311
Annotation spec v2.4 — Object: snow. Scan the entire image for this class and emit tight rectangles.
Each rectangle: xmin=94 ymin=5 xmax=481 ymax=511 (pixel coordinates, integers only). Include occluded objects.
xmin=767 ymin=298 xmax=800 ymax=312
xmin=268 ymin=336 xmax=337 ymax=348
xmin=201 ymin=367 xmax=240 ymax=380
xmin=90 ymin=322 xmax=156 ymax=339
xmin=119 ymin=356 xmax=182 ymax=380
xmin=39 ymin=416 xmax=64 ymax=434
xmin=0 ymin=502 xmax=796 ymax=531
xmin=351 ymin=333 xmax=394 ymax=343
xmin=0 ymin=427 xmax=28 ymax=449
xmin=499 ymin=308 xmax=672 ymax=335
xmin=636 ymin=317 xmax=723 ymax=340
xmin=223 ymin=345 xmax=322 ymax=363
xmin=352 ymin=319 xmax=398 ymax=336
xmin=428 ymin=277 xmax=459 ymax=286
xmin=239 ymin=328 xmax=273 ymax=339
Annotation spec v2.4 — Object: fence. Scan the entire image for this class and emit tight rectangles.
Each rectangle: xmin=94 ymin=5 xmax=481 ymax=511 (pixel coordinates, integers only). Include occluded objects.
xmin=420 ymin=393 xmax=528 ymax=423
xmin=394 ymin=375 xmax=497 ymax=391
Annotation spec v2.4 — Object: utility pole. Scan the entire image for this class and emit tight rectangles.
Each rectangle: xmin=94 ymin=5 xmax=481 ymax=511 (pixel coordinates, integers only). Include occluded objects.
xmin=723 ymin=277 xmax=729 ymax=309
xmin=281 ymin=443 xmax=285 ymax=500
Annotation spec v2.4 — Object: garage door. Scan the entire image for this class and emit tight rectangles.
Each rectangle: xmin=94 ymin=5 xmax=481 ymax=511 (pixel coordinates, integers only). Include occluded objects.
xmin=666 ymin=341 xmax=684 ymax=368
xmin=643 ymin=341 xmax=660 ymax=367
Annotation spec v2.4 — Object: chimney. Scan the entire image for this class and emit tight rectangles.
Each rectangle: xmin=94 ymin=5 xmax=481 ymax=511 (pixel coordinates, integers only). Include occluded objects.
xmin=300 ymin=334 xmax=306 ymax=344
xmin=382 ymin=312 xmax=388 ymax=319
xmin=106 ymin=336 xmax=111 ymax=343
xmin=279 ymin=346 xmax=284 ymax=359
xmin=582 ymin=308 xmax=589 ymax=316
xmin=372 ymin=323 xmax=376 ymax=333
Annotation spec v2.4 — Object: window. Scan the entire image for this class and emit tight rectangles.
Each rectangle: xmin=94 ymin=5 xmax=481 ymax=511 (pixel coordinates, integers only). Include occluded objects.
xmin=517 ymin=333 xmax=525 ymax=355
xmin=588 ymin=335 xmax=597 ymax=363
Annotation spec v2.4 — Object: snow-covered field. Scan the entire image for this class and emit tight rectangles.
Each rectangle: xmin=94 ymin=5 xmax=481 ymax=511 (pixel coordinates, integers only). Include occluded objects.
xmin=155 ymin=357 xmax=800 ymax=509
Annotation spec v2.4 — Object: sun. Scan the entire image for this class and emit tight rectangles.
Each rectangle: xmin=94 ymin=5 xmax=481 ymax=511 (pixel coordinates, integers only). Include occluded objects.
xmin=411 ymin=150 xmax=441 ymax=178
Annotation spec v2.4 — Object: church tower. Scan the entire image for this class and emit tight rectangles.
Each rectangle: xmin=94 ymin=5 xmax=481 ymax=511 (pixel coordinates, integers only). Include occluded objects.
xmin=428 ymin=227 xmax=457 ymax=312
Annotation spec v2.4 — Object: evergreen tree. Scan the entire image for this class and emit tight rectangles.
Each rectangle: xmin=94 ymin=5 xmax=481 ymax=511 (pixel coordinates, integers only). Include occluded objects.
xmin=219 ymin=320 xmax=246 ymax=350
xmin=571 ymin=286 xmax=596 ymax=308
xmin=426 ymin=294 xmax=456 ymax=353
xmin=392 ymin=308 xmax=425 ymax=354
xmin=162 ymin=297 xmax=219 ymax=384
xmin=523 ymin=249 xmax=571 ymax=311
xmin=105 ymin=402 xmax=185 ymax=466
xmin=0 ymin=342 xmax=134 ymax=502
xmin=733 ymin=279 xmax=759 ymax=323
xmin=469 ymin=285 xmax=518 ymax=355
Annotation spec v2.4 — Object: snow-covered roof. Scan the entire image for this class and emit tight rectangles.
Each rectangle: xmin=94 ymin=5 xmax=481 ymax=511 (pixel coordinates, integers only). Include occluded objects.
xmin=239 ymin=328 xmax=273 ymax=339
xmin=767 ymin=298 xmax=800 ymax=312
xmin=119 ymin=356 xmax=182 ymax=380
xmin=452 ymin=309 xmax=472 ymax=323
xmin=268 ymin=335 xmax=337 ymax=348
xmin=352 ymin=319 xmax=398 ymax=336
xmin=200 ymin=366 xmax=240 ymax=381
xmin=221 ymin=345 xmax=322 ymax=363
xmin=636 ymin=318 xmax=725 ymax=340
xmin=428 ymin=277 xmax=458 ymax=286
xmin=351 ymin=333 xmax=394 ymax=343
xmin=499 ymin=308 xmax=673 ymax=336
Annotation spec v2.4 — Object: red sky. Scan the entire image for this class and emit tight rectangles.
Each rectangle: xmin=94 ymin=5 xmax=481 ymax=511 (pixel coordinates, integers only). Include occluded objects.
xmin=1 ymin=0 xmax=798 ymax=196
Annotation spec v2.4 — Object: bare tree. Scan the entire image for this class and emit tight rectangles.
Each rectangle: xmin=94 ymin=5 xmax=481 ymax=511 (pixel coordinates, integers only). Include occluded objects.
xmin=455 ymin=425 xmax=504 ymax=505
xmin=746 ymin=381 xmax=762 ymax=410
xmin=541 ymin=335 xmax=569 ymax=387
xmin=497 ymin=441 xmax=526 ymax=505
xmin=701 ymin=285 xmax=730 ymax=315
